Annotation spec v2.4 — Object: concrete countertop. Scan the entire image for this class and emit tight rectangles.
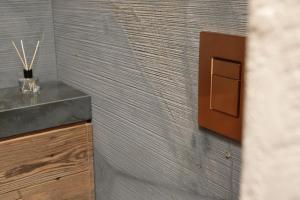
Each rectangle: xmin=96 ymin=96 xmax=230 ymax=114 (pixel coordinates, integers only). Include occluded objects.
xmin=0 ymin=81 xmax=91 ymax=139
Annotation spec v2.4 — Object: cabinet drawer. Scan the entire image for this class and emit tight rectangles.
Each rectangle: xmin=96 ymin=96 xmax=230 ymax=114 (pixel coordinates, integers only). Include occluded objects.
xmin=20 ymin=171 xmax=94 ymax=200
xmin=0 ymin=123 xmax=92 ymax=194
xmin=0 ymin=191 xmax=20 ymax=200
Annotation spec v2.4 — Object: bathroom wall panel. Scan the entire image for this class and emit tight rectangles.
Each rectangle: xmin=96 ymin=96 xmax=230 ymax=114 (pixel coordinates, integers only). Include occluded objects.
xmin=0 ymin=0 xmax=57 ymax=88
xmin=52 ymin=1 xmax=247 ymax=199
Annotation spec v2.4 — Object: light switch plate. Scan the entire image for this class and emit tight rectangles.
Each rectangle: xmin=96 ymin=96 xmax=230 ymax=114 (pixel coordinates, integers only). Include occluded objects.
xmin=210 ymin=75 xmax=240 ymax=117
xmin=198 ymin=32 xmax=246 ymax=142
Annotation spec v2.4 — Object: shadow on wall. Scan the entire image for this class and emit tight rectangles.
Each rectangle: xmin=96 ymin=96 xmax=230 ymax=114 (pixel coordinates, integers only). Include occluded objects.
xmin=52 ymin=0 xmax=247 ymax=199
xmin=94 ymin=0 xmax=211 ymax=195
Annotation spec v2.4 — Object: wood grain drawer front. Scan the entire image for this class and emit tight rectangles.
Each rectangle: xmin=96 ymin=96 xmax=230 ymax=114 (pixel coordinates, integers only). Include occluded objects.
xmin=0 ymin=123 xmax=92 ymax=195
xmin=0 ymin=191 xmax=21 ymax=200
xmin=20 ymin=171 xmax=94 ymax=200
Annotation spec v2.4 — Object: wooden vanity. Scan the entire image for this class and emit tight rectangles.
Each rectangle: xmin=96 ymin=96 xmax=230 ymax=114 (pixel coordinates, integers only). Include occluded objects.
xmin=0 ymin=123 xmax=94 ymax=200
xmin=0 ymin=82 xmax=95 ymax=200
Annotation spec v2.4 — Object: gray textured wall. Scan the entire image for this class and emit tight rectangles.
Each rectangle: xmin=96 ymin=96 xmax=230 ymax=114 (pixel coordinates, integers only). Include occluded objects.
xmin=52 ymin=1 xmax=248 ymax=199
xmin=0 ymin=0 xmax=57 ymax=88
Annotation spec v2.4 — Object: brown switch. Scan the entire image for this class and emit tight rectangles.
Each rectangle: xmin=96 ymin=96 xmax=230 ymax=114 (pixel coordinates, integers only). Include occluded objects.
xmin=210 ymin=58 xmax=241 ymax=117
xmin=198 ymin=32 xmax=246 ymax=142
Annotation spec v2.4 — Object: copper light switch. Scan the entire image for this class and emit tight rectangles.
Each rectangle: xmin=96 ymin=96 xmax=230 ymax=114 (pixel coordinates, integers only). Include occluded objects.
xmin=211 ymin=74 xmax=240 ymax=117
xmin=198 ymin=32 xmax=246 ymax=142
xmin=210 ymin=58 xmax=241 ymax=117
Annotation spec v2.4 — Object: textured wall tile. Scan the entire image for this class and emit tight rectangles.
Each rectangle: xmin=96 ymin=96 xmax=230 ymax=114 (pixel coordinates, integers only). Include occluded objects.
xmin=0 ymin=0 xmax=57 ymax=88
xmin=52 ymin=1 xmax=248 ymax=199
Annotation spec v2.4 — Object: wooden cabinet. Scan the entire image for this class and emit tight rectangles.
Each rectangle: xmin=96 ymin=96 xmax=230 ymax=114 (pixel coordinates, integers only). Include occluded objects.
xmin=20 ymin=171 xmax=94 ymax=200
xmin=0 ymin=123 xmax=94 ymax=200
xmin=0 ymin=191 xmax=20 ymax=200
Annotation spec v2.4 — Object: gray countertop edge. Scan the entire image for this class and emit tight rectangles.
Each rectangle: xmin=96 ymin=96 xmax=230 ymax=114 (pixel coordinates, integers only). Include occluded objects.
xmin=0 ymin=95 xmax=92 ymax=139
xmin=2 ymin=94 xmax=90 ymax=113
xmin=0 ymin=81 xmax=92 ymax=139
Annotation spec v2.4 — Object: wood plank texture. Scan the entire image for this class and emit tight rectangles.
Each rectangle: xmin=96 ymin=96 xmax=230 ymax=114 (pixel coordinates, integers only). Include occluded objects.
xmin=0 ymin=191 xmax=20 ymax=200
xmin=20 ymin=171 xmax=93 ymax=200
xmin=52 ymin=1 xmax=247 ymax=199
xmin=0 ymin=0 xmax=57 ymax=88
xmin=0 ymin=123 xmax=91 ymax=194
xmin=87 ymin=124 xmax=96 ymax=200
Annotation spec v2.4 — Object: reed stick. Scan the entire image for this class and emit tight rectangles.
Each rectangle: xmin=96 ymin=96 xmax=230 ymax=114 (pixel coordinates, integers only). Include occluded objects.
xmin=29 ymin=40 xmax=40 ymax=70
xmin=20 ymin=40 xmax=28 ymax=70
xmin=12 ymin=41 xmax=27 ymax=70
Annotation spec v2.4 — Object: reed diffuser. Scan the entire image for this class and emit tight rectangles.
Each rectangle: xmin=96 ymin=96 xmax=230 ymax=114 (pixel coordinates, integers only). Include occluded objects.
xmin=12 ymin=40 xmax=40 ymax=93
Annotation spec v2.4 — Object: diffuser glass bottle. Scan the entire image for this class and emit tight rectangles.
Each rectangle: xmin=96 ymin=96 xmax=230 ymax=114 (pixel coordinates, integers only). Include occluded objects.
xmin=19 ymin=69 xmax=40 ymax=94
xmin=12 ymin=40 xmax=40 ymax=94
